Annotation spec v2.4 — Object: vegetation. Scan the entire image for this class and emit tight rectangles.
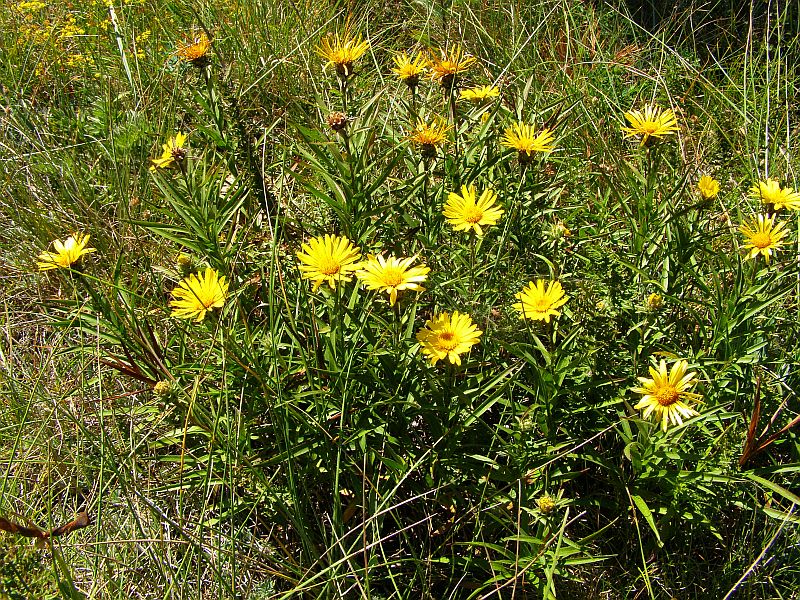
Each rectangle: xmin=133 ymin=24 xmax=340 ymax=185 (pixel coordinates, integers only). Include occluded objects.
xmin=1 ymin=0 xmax=799 ymax=597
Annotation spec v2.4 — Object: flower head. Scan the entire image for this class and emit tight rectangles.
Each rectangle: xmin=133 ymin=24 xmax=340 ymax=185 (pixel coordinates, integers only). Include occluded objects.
xmin=152 ymin=380 xmax=177 ymax=399
xmin=748 ymin=179 xmax=800 ymax=211
xmin=392 ymin=51 xmax=427 ymax=89
xmin=443 ymin=184 xmax=504 ymax=236
xmin=646 ymin=293 xmax=663 ymax=311
xmin=513 ymin=279 xmax=568 ymax=323
xmin=296 ymin=234 xmax=362 ymax=291
xmin=170 ymin=267 xmax=229 ymax=322
xmin=37 ymin=233 xmax=95 ymax=271
xmin=356 ymin=254 xmax=430 ymax=306
xmin=501 ymin=122 xmax=555 ymax=162
xmin=416 ymin=310 xmax=482 ymax=366
xmin=621 ymin=104 xmax=679 ymax=146
xmin=536 ymin=494 xmax=556 ymax=514
xmin=460 ymin=85 xmax=500 ymax=103
xmin=697 ymin=175 xmax=720 ymax=200
xmin=326 ymin=111 xmax=349 ymax=133
xmin=316 ymin=31 xmax=370 ymax=78
xmin=429 ymin=45 xmax=476 ymax=89
xmin=739 ymin=214 xmax=789 ymax=263
xmin=409 ymin=117 xmax=450 ymax=158
xmin=150 ymin=132 xmax=187 ymax=171
xmin=176 ymin=32 xmax=211 ymax=66
xmin=632 ymin=360 xmax=701 ymax=431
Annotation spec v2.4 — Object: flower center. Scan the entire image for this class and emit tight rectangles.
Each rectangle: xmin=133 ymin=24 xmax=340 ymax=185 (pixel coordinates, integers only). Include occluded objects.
xmin=655 ymin=384 xmax=679 ymax=406
xmin=437 ymin=331 xmax=458 ymax=351
xmin=642 ymin=121 xmax=659 ymax=134
xmin=533 ymin=298 xmax=552 ymax=311
xmin=319 ymin=258 xmax=341 ymax=276
xmin=463 ymin=206 xmax=483 ymax=224
xmin=751 ymin=232 xmax=772 ymax=249
xmin=381 ymin=267 xmax=404 ymax=287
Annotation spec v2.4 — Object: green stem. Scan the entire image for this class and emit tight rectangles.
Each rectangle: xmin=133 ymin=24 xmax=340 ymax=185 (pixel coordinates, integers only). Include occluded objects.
xmin=448 ymin=87 xmax=460 ymax=187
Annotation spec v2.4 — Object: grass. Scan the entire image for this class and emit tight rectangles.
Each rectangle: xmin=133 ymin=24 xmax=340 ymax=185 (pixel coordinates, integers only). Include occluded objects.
xmin=1 ymin=0 xmax=799 ymax=598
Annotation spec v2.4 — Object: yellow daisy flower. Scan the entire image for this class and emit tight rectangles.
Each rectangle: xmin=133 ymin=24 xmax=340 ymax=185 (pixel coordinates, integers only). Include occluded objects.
xmin=392 ymin=51 xmax=427 ymax=89
xmin=170 ymin=267 xmax=229 ymax=322
xmin=621 ymin=104 xmax=679 ymax=146
xmin=632 ymin=360 xmax=701 ymax=432
xmin=176 ymin=32 xmax=211 ymax=65
xmin=416 ymin=310 xmax=482 ymax=366
xmin=443 ymin=184 xmax=504 ymax=236
xmin=460 ymin=85 xmax=500 ymax=103
xmin=37 ymin=233 xmax=95 ymax=271
xmin=697 ymin=175 xmax=720 ymax=200
xmin=356 ymin=254 xmax=430 ymax=306
xmin=501 ymin=122 xmax=555 ymax=162
xmin=409 ymin=116 xmax=450 ymax=158
xmin=316 ymin=31 xmax=370 ymax=78
xmin=429 ymin=44 xmax=477 ymax=89
xmin=748 ymin=179 xmax=800 ymax=211
xmin=512 ymin=279 xmax=568 ymax=323
xmin=150 ymin=132 xmax=187 ymax=171
xmin=739 ymin=214 xmax=789 ymax=263
xmin=296 ymin=234 xmax=362 ymax=291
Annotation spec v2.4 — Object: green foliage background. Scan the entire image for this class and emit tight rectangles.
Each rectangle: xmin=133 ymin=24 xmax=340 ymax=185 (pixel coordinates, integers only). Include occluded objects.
xmin=1 ymin=0 xmax=799 ymax=598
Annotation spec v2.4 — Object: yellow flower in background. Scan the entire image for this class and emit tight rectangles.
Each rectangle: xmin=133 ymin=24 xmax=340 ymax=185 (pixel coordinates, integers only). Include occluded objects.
xmin=392 ymin=51 xmax=427 ymax=89
xmin=632 ymin=360 xmax=701 ymax=432
xmin=748 ymin=179 xmax=800 ymax=211
xmin=176 ymin=32 xmax=211 ymax=65
xmin=460 ymin=85 xmax=500 ymax=103
xmin=170 ymin=267 xmax=229 ymax=322
xmin=356 ymin=254 xmax=430 ymax=306
xmin=739 ymin=214 xmax=789 ymax=263
xmin=621 ymin=104 xmax=679 ymax=145
xmin=501 ymin=122 xmax=555 ymax=161
xmin=416 ymin=311 xmax=482 ymax=366
xmin=409 ymin=117 xmax=450 ymax=158
xmin=296 ymin=234 xmax=362 ymax=291
xmin=513 ymin=279 xmax=568 ymax=323
xmin=150 ymin=132 xmax=187 ymax=171
xmin=37 ymin=233 xmax=95 ymax=271
xmin=429 ymin=45 xmax=476 ymax=88
xmin=697 ymin=175 xmax=720 ymax=200
xmin=443 ymin=184 xmax=504 ymax=236
xmin=316 ymin=31 xmax=370 ymax=78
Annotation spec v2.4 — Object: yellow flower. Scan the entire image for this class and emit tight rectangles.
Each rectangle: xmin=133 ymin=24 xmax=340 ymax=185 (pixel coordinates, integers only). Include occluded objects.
xmin=739 ymin=214 xmax=789 ymax=263
xmin=513 ymin=279 xmax=568 ymax=323
xmin=392 ymin=51 xmax=427 ymax=88
xmin=176 ymin=32 xmax=211 ymax=65
xmin=170 ymin=267 xmax=229 ymax=322
xmin=37 ymin=233 xmax=96 ymax=271
xmin=416 ymin=311 xmax=482 ymax=366
xmin=356 ymin=254 xmax=430 ymax=306
xmin=429 ymin=45 xmax=477 ymax=88
xmin=621 ymin=104 xmax=679 ymax=146
xmin=409 ymin=117 xmax=450 ymax=158
xmin=697 ymin=175 xmax=720 ymax=200
xmin=443 ymin=184 xmax=504 ymax=236
xmin=748 ymin=179 xmax=800 ymax=211
xmin=296 ymin=234 xmax=362 ymax=291
xmin=150 ymin=132 xmax=187 ymax=171
xmin=646 ymin=293 xmax=663 ymax=311
xmin=501 ymin=122 xmax=555 ymax=162
xmin=632 ymin=360 xmax=701 ymax=432
xmin=536 ymin=494 xmax=556 ymax=514
xmin=316 ymin=31 xmax=370 ymax=78
xmin=460 ymin=85 xmax=500 ymax=103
